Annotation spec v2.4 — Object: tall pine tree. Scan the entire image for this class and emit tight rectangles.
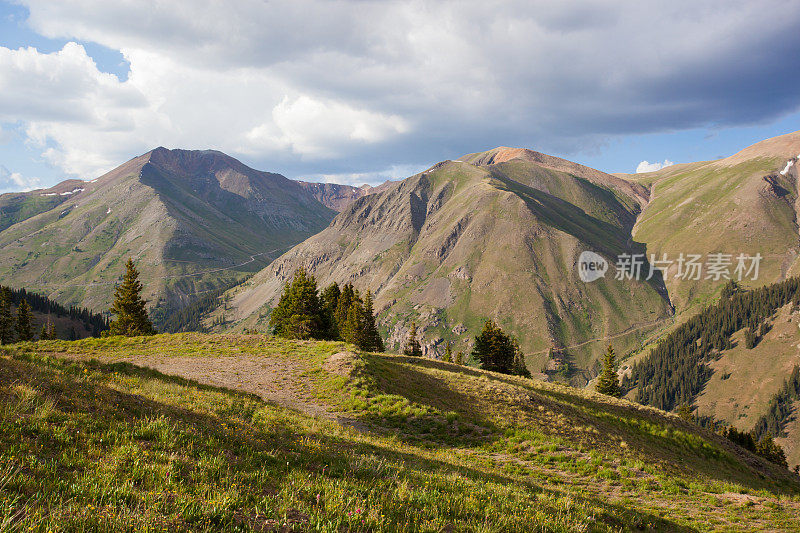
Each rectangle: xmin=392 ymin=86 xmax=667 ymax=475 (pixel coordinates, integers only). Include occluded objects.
xmin=511 ymin=339 xmax=531 ymax=378
xmin=362 ymin=290 xmax=384 ymax=352
xmin=334 ymin=283 xmax=355 ymax=331
xmin=0 ymin=287 xmax=14 ymax=344
xmin=403 ymin=322 xmax=423 ymax=357
xmin=320 ymin=282 xmax=341 ymax=339
xmin=269 ymin=267 xmax=326 ymax=340
xmin=596 ymin=344 xmax=621 ymax=397
xmin=340 ymin=292 xmax=366 ymax=347
xmin=108 ymin=258 xmax=156 ymax=337
xmin=15 ymin=299 xmax=34 ymax=341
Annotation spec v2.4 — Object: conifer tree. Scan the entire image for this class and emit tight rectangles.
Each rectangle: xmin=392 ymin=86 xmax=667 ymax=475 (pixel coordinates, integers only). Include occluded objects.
xmin=455 ymin=350 xmax=465 ymax=365
xmin=596 ymin=344 xmax=621 ymax=397
xmin=720 ymin=279 xmax=741 ymax=299
xmin=756 ymin=434 xmax=788 ymax=469
xmin=0 ymin=287 xmax=14 ymax=345
xmin=472 ymin=320 xmax=516 ymax=374
xmin=744 ymin=327 xmax=757 ymax=349
xmin=362 ymin=290 xmax=384 ymax=352
xmin=403 ymin=322 xmax=423 ymax=357
xmin=15 ymin=299 xmax=34 ymax=341
xmin=443 ymin=341 xmax=452 ymax=362
xmin=341 ymin=295 xmax=366 ymax=347
xmin=108 ymin=258 xmax=156 ymax=337
xmin=320 ymin=282 xmax=341 ymax=339
xmin=511 ymin=339 xmax=531 ymax=378
xmin=677 ymin=404 xmax=693 ymax=422
xmin=269 ymin=267 xmax=326 ymax=340
xmin=38 ymin=315 xmax=56 ymax=340
xmin=334 ymin=284 xmax=355 ymax=332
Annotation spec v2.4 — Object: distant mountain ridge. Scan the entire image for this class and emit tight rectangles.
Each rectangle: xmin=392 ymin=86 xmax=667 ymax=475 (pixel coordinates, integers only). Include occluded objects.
xmin=205 ymin=131 xmax=800 ymax=384
xmin=296 ymin=181 xmax=372 ymax=211
xmin=0 ymin=147 xmax=339 ymax=325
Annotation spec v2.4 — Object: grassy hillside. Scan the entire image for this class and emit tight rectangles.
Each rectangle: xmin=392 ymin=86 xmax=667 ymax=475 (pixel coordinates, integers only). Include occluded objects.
xmin=212 ymin=150 xmax=672 ymax=381
xmin=0 ymin=192 xmax=67 ymax=233
xmin=623 ymin=275 xmax=800 ymax=472
xmin=694 ymin=304 xmax=800 ymax=430
xmin=1 ymin=334 xmax=799 ymax=531
xmin=630 ymin=131 xmax=800 ymax=317
xmin=692 ymin=302 xmax=800 ymax=468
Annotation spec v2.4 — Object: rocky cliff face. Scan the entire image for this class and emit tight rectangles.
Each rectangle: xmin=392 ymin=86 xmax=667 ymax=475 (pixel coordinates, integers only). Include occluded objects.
xmin=296 ymin=182 xmax=373 ymax=211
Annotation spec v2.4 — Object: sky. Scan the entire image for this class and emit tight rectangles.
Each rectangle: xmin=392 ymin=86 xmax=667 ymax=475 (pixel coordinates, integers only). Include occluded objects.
xmin=0 ymin=0 xmax=799 ymax=193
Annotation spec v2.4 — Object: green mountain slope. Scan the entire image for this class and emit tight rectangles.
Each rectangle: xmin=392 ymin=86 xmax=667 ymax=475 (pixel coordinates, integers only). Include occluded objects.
xmin=211 ymin=148 xmax=673 ymax=380
xmin=0 ymin=148 xmax=336 ymax=326
xmin=623 ymin=275 xmax=800 ymax=468
xmin=693 ymin=302 xmax=800 ymax=467
xmin=0 ymin=179 xmax=83 ymax=232
xmin=1 ymin=334 xmax=798 ymax=531
xmin=628 ymin=130 xmax=800 ymax=317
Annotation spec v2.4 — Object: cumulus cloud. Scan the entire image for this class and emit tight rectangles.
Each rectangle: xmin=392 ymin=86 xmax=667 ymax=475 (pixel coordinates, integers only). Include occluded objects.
xmin=636 ymin=159 xmax=674 ymax=173
xmin=246 ymin=95 xmax=409 ymax=159
xmin=2 ymin=1 xmax=800 ymax=182
xmin=0 ymin=165 xmax=41 ymax=192
xmin=0 ymin=42 xmax=144 ymax=124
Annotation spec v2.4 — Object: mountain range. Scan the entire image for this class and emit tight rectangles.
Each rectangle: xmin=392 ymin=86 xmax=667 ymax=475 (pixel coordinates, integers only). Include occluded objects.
xmin=0 ymin=148 xmax=356 ymax=326
xmin=199 ymin=132 xmax=799 ymax=386
xmin=2 ymin=133 xmax=799 ymax=386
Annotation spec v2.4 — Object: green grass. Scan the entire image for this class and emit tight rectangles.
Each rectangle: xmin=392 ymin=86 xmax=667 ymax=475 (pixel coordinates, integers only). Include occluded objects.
xmin=1 ymin=334 xmax=799 ymax=531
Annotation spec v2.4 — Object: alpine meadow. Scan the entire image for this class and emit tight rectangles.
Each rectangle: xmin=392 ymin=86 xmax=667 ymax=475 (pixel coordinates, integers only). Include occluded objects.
xmin=2 ymin=1 xmax=800 ymax=531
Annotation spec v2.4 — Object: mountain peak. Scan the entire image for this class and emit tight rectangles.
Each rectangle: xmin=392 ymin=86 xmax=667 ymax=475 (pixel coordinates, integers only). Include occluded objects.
xmin=462 ymin=146 xmax=546 ymax=166
xmin=144 ymin=147 xmax=254 ymax=176
xmin=715 ymin=130 xmax=800 ymax=167
xmin=460 ymin=146 xmax=650 ymax=205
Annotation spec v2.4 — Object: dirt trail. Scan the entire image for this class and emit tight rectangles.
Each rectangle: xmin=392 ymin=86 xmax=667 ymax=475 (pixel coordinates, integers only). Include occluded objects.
xmin=58 ymin=351 xmax=362 ymax=428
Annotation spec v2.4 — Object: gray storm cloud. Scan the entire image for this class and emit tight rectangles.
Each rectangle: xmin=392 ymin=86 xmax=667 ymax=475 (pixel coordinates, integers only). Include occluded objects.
xmin=2 ymin=0 xmax=799 ymax=181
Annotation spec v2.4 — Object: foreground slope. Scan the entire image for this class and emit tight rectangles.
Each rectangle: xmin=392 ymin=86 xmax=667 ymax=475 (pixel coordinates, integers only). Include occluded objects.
xmin=1 ymin=334 xmax=799 ymax=531
xmin=212 ymin=149 xmax=672 ymax=379
xmin=629 ymin=130 xmax=800 ymax=316
xmin=0 ymin=148 xmax=335 ymax=325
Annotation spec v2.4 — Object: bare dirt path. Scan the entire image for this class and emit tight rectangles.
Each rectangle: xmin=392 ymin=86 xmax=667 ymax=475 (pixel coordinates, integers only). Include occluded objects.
xmin=57 ymin=351 xmax=362 ymax=428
